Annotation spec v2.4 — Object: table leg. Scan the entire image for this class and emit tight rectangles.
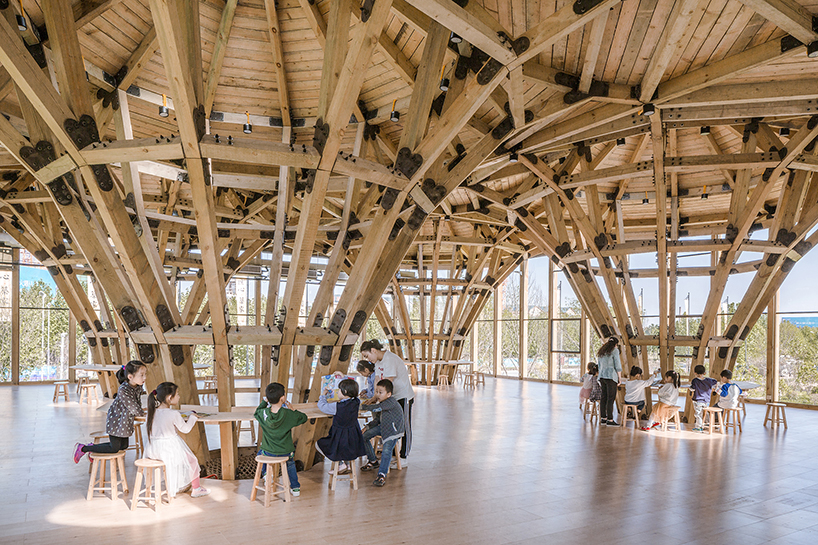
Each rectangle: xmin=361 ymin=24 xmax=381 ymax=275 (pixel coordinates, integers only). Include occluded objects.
xmin=644 ymin=386 xmax=653 ymax=418
xmin=220 ymin=422 xmax=237 ymax=480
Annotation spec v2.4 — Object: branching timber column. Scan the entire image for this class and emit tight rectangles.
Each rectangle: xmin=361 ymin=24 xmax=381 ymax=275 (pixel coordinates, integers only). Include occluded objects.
xmin=650 ymin=114 xmax=670 ymax=370
xmin=149 ymin=0 xmax=234 ymax=476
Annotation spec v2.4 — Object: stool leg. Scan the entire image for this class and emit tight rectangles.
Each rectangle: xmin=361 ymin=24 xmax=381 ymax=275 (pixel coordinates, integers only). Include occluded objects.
xmin=87 ymin=458 xmax=98 ymax=500
xmin=118 ymin=456 xmax=128 ymax=493
xmin=764 ymin=405 xmax=771 ymax=426
xmin=251 ymin=462 xmax=262 ymax=502
xmin=350 ymin=460 xmax=358 ymax=490
xmin=163 ymin=466 xmax=171 ymax=503
xmin=144 ymin=466 xmax=153 ymax=504
xmin=131 ymin=468 xmax=143 ymax=511
xmin=329 ymin=461 xmax=337 ymax=491
xmin=264 ymin=464 xmax=272 ymax=507
xmin=781 ymin=407 xmax=788 ymax=429
xmin=280 ymin=463 xmax=291 ymax=502
xmin=109 ymin=460 xmax=119 ymax=501
xmin=153 ymin=468 xmax=161 ymax=508
xmin=395 ymin=439 xmax=402 ymax=470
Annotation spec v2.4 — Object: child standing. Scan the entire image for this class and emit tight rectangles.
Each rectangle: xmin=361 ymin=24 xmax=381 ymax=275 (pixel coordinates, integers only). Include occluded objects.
xmin=623 ymin=366 xmax=660 ymax=416
xmin=143 ymin=382 xmax=209 ymax=498
xmin=641 ymin=371 xmax=681 ymax=431
xmin=254 ymin=382 xmax=308 ymax=497
xmin=361 ymin=379 xmax=405 ymax=487
xmin=73 ymin=360 xmax=146 ymax=463
xmin=357 ymin=360 xmax=376 ymax=400
xmin=597 ymin=337 xmax=622 ymax=426
xmin=579 ymin=362 xmax=599 ymax=408
xmin=317 ymin=378 xmax=367 ymax=471
xmin=689 ymin=365 xmax=718 ymax=432
xmin=715 ymin=369 xmax=742 ymax=410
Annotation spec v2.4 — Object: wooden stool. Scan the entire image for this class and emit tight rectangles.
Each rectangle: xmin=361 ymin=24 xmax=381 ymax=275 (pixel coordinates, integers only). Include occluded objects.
xmin=620 ymin=404 xmax=640 ymax=428
xmin=738 ymin=394 xmax=747 ymax=416
xmin=764 ymin=402 xmax=788 ymax=429
xmin=437 ymin=375 xmax=449 ymax=389
xmin=251 ymin=455 xmax=291 ymax=505
xmin=239 ymin=420 xmax=256 ymax=444
xmin=452 ymin=367 xmax=463 ymax=383
xmin=76 ymin=375 xmax=90 ymax=395
xmin=474 ymin=372 xmax=486 ymax=385
xmin=462 ymin=373 xmax=475 ymax=388
xmin=661 ymin=408 xmax=682 ymax=432
xmin=723 ymin=407 xmax=743 ymax=434
xmin=79 ymin=383 xmax=99 ymax=404
xmin=328 ymin=459 xmax=359 ymax=491
xmin=203 ymin=375 xmax=217 ymax=389
xmin=53 ymin=381 xmax=70 ymax=402
xmin=87 ymin=451 xmax=128 ymax=501
xmin=128 ymin=419 xmax=145 ymax=458
xmin=703 ymin=407 xmax=724 ymax=434
xmin=131 ymin=458 xmax=171 ymax=511
xmin=582 ymin=400 xmax=599 ymax=421
xmin=87 ymin=431 xmax=109 ymax=474
xmin=371 ymin=436 xmax=403 ymax=471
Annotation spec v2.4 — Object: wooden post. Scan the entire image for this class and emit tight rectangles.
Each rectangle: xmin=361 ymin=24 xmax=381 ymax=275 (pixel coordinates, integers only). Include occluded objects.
xmin=493 ymin=282 xmax=501 ymax=377
xmin=766 ymin=293 xmax=780 ymax=402
xmin=580 ymin=308 xmax=590 ymax=369
xmin=11 ymin=248 xmax=19 ymax=385
xmin=519 ymin=257 xmax=528 ymax=379
xmin=469 ymin=326 xmax=477 ymax=372
xmin=548 ymin=262 xmax=556 ymax=382
xmin=68 ymin=312 xmax=76 ymax=383
xmin=255 ymin=277 xmax=261 ymax=377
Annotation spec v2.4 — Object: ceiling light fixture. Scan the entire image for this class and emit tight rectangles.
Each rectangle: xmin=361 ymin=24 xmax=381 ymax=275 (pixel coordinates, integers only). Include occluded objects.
xmin=616 ymin=137 xmax=626 ymax=146
xmin=159 ymin=94 xmax=169 ymax=117
xmin=390 ymin=99 xmax=400 ymax=123
xmin=779 ymin=127 xmax=790 ymax=137
xmin=700 ymin=126 xmax=710 ymax=135
xmin=243 ymin=111 xmax=252 ymax=134
xmin=16 ymin=0 xmax=26 ymax=31
xmin=450 ymin=32 xmax=462 ymax=44
xmin=640 ymin=103 xmax=655 ymax=116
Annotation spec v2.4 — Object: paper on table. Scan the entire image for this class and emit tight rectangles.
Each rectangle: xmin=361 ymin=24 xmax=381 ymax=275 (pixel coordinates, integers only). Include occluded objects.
xmin=180 ymin=411 xmax=214 ymax=418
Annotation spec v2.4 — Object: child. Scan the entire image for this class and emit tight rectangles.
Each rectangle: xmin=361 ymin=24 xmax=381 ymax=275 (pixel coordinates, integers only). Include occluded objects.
xmin=317 ymin=378 xmax=367 ymax=473
xmin=360 ymin=379 xmax=405 ymax=487
xmin=641 ymin=370 xmax=680 ymax=431
xmin=715 ymin=369 xmax=742 ymax=410
xmin=688 ymin=365 xmax=719 ymax=432
xmin=73 ymin=360 xmax=146 ymax=463
xmin=143 ymin=382 xmax=209 ymax=498
xmin=254 ymin=382 xmax=308 ymax=497
xmin=579 ymin=362 xmax=599 ymax=408
xmin=622 ymin=366 xmax=659 ymax=416
xmin=357 ymin=360 xmax=376 ymax=400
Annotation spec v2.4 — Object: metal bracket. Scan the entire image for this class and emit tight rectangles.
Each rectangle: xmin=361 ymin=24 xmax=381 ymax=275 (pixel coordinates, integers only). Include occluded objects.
xmin=389 ymin=217 xmax=405 ymax=241
xmin=64 ymin=115 xmax=100 ymax=149
xmin=156 ymin=304 xmax=175 ymax=333
xmin=26 ymin=43 xmax=47 ymax=69
xmin=313 ymin=118 xmax=329 ymax=155
xmin=381 ymin=187 xmax=399 ymax=210
xmin=302 ymin=168 xmax=316 ymax=193
xmin=407 ymin=207 xmax=427 ymax=230
xmin=360 ymin=0 xmax=375 ymax=22
xmin=421 ymin=178 xmax=446 ymax=204
xmin=121 ymin=305 xmax=144 ymax=332
xmin=138 ymin=344 xmax=155 ymax=364
xmin=91 ymin=164 xmax=114 ymax=192
xmin=781 ymin=35 xmax=803 ymax=53
xmin=192 ymin=105 xmax=206 ymax=141
xmin=599 ymin=323 xmax=611 ymax=338
xmin=349 ymin=310 xmax=368 ymax=334
xmin=47 ymin=179 xmax=73 ymax=206
xmin=477 ymin=57 xmax=503 ymax=85
xmin=492 ymin=116 xmax=515 ymax=140
xmin=396 ymin=147 xmax=423 ymax=178
xmin=328 ymin=308 xmax=346 ymax=334
xmin=20 ymin=141 xmax=55 ymax=171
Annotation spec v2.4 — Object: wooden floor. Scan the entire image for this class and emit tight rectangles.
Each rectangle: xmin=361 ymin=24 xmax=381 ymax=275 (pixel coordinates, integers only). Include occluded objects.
xmin=2 ymin=379 xmax=818 ymax=544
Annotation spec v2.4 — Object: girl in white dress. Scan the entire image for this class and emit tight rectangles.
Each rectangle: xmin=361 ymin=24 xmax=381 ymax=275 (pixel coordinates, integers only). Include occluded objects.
xmin=144 ymin=382 xmax=209 ymax=498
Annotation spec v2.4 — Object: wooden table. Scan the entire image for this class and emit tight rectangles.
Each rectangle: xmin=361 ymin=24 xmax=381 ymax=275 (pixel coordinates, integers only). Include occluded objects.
xmin=408 ymin=360 xmax=473 ymax=386
xmin=180 ymin=402 xmax=358 ymax=479
xmin=70 ymin=365 xmax=122 ymax=398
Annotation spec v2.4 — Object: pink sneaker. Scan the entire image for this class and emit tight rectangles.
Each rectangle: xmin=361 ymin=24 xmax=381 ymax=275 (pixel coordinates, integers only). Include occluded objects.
xmin=73 ymin=442 xmax=87 ymax=464
xmin=191 ymin=487 xmax=210 ymax=498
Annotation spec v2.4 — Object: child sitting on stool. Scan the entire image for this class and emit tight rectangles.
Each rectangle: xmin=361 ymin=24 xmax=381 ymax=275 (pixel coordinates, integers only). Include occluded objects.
xmin=361 ymin=379 xmax=405 ymax=487
xmin=317 ymin=378 xmax=367 ymax=475
xmin=254 ymin=382 xmax=308 ymax=497
xmin=714 ymin=369 xmax=742 ymax=410
xmin=622 ymin=366 xmax=659 ymax=418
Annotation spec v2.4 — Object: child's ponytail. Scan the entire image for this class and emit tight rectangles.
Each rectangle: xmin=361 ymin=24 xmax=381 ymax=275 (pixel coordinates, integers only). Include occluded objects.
xmin=666 ymin=370 xmax=681 ymax=389
xmin=116 ymin=360 xmax=146 ymax=384
xmin=147 ymin=382 xmax=178 ymax=439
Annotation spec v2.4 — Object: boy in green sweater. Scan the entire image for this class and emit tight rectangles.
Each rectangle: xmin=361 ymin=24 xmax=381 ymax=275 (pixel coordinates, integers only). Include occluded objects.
xmin=254 ymin=382 xmax=308 ymax=496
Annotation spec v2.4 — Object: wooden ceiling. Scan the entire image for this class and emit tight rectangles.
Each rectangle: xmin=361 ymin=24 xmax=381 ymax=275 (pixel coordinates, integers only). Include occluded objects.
xmin=0 ymin=1 xmax=817 ymax=447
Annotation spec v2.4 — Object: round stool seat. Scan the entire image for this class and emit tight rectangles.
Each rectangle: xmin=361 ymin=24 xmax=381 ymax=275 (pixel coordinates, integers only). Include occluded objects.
xmin=256 ymin=455 xmax=288 ymax=464
xmin=134 ymin=458 xmax=165 ymax=469
xmin=89 ymin=451 xmax=126 ymax=460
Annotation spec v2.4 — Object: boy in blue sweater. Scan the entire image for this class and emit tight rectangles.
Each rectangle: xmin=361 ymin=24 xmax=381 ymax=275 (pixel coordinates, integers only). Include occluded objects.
xmin=688 ymin=365 xmax=718 ymax=432
xmin=361 ymin=379 xmax=404 ymax=487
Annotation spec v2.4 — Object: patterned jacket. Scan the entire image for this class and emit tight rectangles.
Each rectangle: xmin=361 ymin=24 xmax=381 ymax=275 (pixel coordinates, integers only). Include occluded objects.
xmin=106 ymin=381 xmax=144 ymax=438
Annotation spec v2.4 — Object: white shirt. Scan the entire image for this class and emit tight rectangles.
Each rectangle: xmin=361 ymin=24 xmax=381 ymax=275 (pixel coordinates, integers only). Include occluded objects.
xmin=657 ymin=383 xmax=679 ymax=406
xmin=624 ymin=378 xmax=654 ymax=403
xmin=581 ymin=373 xmax=595 ymax=389
xmin=716 ymin=383 xmax=740 ymax=409
xmin=147 ymin=408 xmax=197 ymax=439
xmin=376 ymin=350 xmax=414 ymax=401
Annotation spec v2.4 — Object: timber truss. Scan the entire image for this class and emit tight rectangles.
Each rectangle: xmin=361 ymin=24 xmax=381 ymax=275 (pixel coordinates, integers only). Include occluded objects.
xmin=1 ymin=0 xmax=818 ymax=472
